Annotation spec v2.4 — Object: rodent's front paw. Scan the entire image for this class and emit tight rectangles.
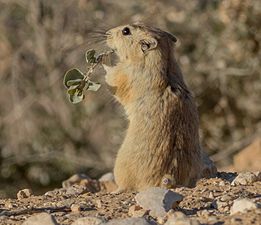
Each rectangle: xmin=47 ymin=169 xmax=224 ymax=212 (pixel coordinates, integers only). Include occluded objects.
xmin=100 ymin=51 xmax=118 ymax=67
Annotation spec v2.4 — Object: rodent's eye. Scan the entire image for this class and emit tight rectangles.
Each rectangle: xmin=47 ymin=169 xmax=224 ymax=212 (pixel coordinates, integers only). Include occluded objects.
xmin=122 ymin=27 xmax=131 ymax=36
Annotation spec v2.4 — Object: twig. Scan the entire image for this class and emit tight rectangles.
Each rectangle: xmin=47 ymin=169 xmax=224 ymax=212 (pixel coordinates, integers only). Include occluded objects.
xmin=0 ymin=206 xmax=70 ymax=217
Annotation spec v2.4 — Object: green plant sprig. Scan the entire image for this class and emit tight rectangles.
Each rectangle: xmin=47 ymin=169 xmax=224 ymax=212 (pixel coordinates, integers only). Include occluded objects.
xmin=63 ymin=49 xmax=111 ymax=104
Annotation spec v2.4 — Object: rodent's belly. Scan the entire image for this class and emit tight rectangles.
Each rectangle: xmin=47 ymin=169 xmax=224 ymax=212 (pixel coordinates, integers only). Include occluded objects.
xmin=113 ymin=146 xmax=168 ymax=190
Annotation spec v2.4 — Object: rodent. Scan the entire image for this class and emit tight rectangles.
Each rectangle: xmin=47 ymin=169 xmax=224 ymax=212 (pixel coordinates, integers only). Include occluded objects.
xmin=101 ymin=23 xmax=214 ymax=192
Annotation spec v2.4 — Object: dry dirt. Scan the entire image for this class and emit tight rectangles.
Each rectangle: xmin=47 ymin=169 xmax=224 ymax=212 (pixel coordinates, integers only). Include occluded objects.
xmin=0 ymin=172 xmax=260 ymax=225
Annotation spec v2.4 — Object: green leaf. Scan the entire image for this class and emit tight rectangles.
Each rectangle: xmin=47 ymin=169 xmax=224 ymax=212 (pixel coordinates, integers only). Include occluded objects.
xmin=69 ymin=92 xmax=85 ymax=104
xmin=67 ymin=85 xmax=79 ymax=95
xmin=68 ymin=88 xmax=85 ymax=104
xmin=66 ymin=79 xmax=83 ymax=87
xmin=64 ymin=68 xmax=84 ymax=88
xmin=85 ymin=49 xmax=97 ymax=64
xmin=86 ymin=80 xmax=101 ymax=91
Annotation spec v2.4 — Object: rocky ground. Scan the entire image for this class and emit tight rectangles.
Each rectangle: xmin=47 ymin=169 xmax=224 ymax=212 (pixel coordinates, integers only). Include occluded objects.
xmin=0 ymin=171 xmax=260 ymax=225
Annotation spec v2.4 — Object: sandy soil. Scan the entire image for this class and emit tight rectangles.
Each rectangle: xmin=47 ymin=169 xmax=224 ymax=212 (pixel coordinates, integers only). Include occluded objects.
xmin=0 ymin=172 xmax=260 ymax=225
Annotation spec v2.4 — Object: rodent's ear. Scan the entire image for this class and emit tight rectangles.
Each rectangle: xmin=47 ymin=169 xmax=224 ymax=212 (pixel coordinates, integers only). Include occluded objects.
xmin=165 ymin=31 xmax=177 ymax=43
xmin=139 ymin=38 xmax=158 ymax=53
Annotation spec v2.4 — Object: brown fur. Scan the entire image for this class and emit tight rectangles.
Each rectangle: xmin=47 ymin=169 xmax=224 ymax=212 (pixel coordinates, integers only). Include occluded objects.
xmin=111 ymin=72 xmax=133 ymax=104
xmin=103 ymin=23 xmax=205 ymax=191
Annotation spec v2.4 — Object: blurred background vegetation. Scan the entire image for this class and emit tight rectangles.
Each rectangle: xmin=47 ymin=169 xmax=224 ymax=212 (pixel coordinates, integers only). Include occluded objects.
xmin=0 ymin=0 xmax=260 ymax=198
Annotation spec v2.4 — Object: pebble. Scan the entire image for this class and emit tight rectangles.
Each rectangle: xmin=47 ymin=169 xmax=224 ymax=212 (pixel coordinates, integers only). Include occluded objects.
xmin=128 ymin=205 xmax=149 ymax=217
xmin=70 ymin=204 xmax=81 ymax=213
xmin=62 ymin=174 xmax=91 ymax=188
xmin=197 ymin=209 xmax=211 ymax=217
xmin=231 ymin=172 xmax=258 ymax=186
xmin=208 ymin=192 xmax=214 ymax=199
xmin=4 ymin=201 xmax=14 ymax=209
xmin=22 ymin=213 xmax=59 ymax=225
xmin=230 ymin=198 xmax=258 ymax=215
xmin=100 ymin=181 xmax=118 ymax=193
xmin=216 ymin=200 xmax=229 ymax=210
xmin=220 ymin=195 xmax=232 ymax=202
xmin=219 ymin=181 xmax=225 ymax=186
xmin=72 ymin=216 xmax=103 ymax=225
xmin=135 ymin=187 xmax=183 ymax=218
xmin=96 ymin=199 xmax=102 ymax=208
xmin=165 ymin=211 xmax=200 ymax=225
xmin=99 ymin=172 xmax=114 ymax=182
xmin=102 ymin=217 xmax=152 ymax=225
xmin=254 ymin=171 xmax=261 ymax=180
xmin=17 ymin=189 xmax=33 ymax=200
xmin=157 ymin=216 xmax=167 ymax=224
xmin=66 ymin=185 xmax=88 ymax=196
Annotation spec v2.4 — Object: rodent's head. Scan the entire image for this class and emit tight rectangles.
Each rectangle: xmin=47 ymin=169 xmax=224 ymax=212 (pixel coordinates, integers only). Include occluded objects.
xmin=105 ymin=23 xmax=177 ymax=66
xmin=103 ymin=24 xmax=183 ymax=107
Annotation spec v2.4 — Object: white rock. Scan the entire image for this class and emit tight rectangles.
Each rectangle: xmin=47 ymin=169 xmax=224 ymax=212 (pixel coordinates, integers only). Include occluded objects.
xmin=22 ymin=213 xmax=59 ymax=225
xmin=230 ymin=198 xmax=258 ymax=215
xmin=62 ymin=173 xmax=91 ymax=188
xmin=135 ymin=187 xmax=183 ymax=218
xmin=99 ymin=172 xmax=114 ymax=182
xmin=128 ymin=205 xmax=149 ymax=217
xmin=231 ymin=172 xmax=258 ymax=186
xmin=17 ymin=189 xmax=33 ymax=200
xmin=72 ymin=216 xmax=103 ymax=225
xmin=254 ymin=171 xmax=261 ymax=181
xmin=102 ymin=217 xmax=151 ymax=225
xmin=165 ymin=211 xmax=200 ymax=225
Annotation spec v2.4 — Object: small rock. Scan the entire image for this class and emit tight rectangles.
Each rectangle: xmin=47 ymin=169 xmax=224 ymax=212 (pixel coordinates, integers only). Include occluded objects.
xmin=4 ymin=201 xmax=14 ymax=209
xmin=100 ymin=181 xmax=118 ymax=192
xmin=135 ymin=187 xmax=183 ymax=218
xmin=214 ymin=200 xmax=228 ymax=211
xmin=207 ymin=216 xmax=218 ymax=223
xmin=17 ymin=189 xmax=33 ymax=200
xmin=157 ymin=216 xmax=167 ymax=224
xmin=197 ymin=209 xmax=211 ymax=217
xmin=102 ymin=217 xmax=151 ymax=225
xmin=72 ymin=216 xmax=103 ymax=225
xmin=22 ymin=213 xmax=58 ymax=225
xmin=99 ymin=172 xmax=114 ymax=182
xmin=44 ymin=188 xmax=66 ymax=197
xmin=96 ymin=199 xmax=102 ymax=208
xmin=219 ymin=181 xmax=225 ymax=186
xmin=167 ymin=210 xmax=186 ymax=219
xmin=208 ymin=192 xmax=214 ymax=199
xmin=220 ymin=195 xmax=232 ymax=202
xmin=63 ymin=174 xmax=100 ymax=193
xmin=165 ymin=211 xmax=200 ymax=225
xmin=230 ymin=198 xmax=258 ymax=215
xmin=231 ymin=172 xmax=258 ymax=186
xmin=65 ymin=185 xmax=86 ymax=196
xmin=99 ymin=174 xmax=117 ymax=193
xmin=70 ymin=204 xmax=81 ymax=213
xmin=128 ymin=205 xmax=149 ymax=217
xmin=254 ymin=171 xmax=261 ymax=180
xmin=62 ymin=174 xmax=91 ymax=188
